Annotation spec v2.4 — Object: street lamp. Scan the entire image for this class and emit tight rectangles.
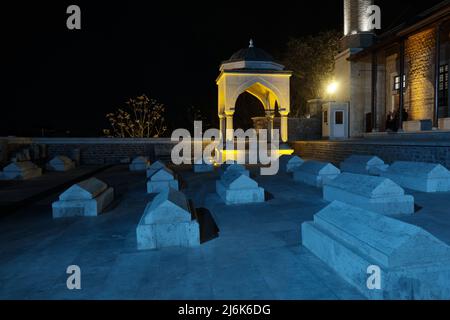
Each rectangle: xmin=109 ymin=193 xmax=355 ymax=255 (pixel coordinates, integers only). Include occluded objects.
xmin=326 ymin=81 xmax=338 ymax=101
xmin=326 ymin=81 xmax=338 ymax=95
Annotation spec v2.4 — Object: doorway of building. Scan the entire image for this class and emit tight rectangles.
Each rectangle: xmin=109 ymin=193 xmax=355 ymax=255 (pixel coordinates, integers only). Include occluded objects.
xmin=333 ymin=110 xmax=346 ymax=138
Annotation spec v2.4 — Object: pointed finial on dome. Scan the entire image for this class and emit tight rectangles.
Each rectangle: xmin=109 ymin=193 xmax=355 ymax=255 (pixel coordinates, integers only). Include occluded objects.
xmin=249 ymin=39 xmax=254 ymax=48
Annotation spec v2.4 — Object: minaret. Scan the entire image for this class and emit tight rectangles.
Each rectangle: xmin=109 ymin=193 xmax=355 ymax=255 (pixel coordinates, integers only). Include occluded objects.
xmin=330 ymin=0 xmax=379 ymax=138
xmin=341 ymin=0 xmax=376 ymax=49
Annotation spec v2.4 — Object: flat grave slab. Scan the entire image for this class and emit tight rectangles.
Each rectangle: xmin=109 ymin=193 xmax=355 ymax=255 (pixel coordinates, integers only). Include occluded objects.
xmin=340 ymin=155 xmax=388 ymax=176
xmin=293 ymin=161 xmax=340 ymax=187
xmin=129 ymin=156 xmax=149 ymax=172
xmin=52 ymin=177 xmax=114 ymax=218
xmin=147 ymin=167 xmax=179 ymax=193
xmin=1 ymin=161 xmax=42 ymax=180
xmin=323 ymin=173 xmax=414 ymax=215
xmin=146 ymin=160 xmax=167 ymax=178
xmin=302 ymin=201 xmax=450 ymax=299
xmin=381 ymin=161 xmax=450 ymax=193
xmin=46 ymin=156 xmax=76 ymax=172
xmin=280 ymin=155 xmax=305 ymax=173
xmin=216 ymin=172 xmax=264 ymax=205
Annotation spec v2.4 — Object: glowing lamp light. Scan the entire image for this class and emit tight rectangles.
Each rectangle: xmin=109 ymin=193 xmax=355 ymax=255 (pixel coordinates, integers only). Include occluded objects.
xmin=326 ymin=81 xmax=338 ymax=95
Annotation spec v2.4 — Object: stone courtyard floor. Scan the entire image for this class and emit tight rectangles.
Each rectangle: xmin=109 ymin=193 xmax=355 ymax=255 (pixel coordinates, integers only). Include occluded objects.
xmin=1 ymin=164 xmax=450 ymax=300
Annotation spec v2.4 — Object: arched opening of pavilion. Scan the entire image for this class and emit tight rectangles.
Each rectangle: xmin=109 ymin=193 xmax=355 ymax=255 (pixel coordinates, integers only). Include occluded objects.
xmin=216 ymin=39 xmax=292 ymax=143
xmin=233 ymin=92 xmax=266 ymax=131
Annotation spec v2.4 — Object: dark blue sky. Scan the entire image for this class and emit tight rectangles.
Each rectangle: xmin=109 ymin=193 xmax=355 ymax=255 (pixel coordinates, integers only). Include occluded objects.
xmin=2 ymin=0 xmax=444 ymax=136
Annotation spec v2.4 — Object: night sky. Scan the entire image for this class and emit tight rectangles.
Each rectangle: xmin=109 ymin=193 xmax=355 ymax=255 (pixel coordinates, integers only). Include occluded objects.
xmin=2 ymin=0 xmax=444 ymax=136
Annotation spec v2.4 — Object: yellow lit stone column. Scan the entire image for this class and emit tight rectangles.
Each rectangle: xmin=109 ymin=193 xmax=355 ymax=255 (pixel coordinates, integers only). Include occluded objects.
xmin=225 ymin=113 xmax=234 ymax=142
xmin=218 ymin=114 xmax=226 ymax=142
xmin=266 ymin=111 xmax=275 ymax=142
xmin=280 ymin=114 xmax=288 ymax=143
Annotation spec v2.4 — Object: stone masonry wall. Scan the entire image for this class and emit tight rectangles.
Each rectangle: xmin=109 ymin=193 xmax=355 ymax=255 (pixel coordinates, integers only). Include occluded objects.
xmin=2 ymin=137 xmax=450 ymax=171
xmin=45 ymin=141 xmax=177 ymax=165
xmin=292 ymin=140 xmax=450 ymax=169
xmin=405 ymin=28 xmax=436 ymax=121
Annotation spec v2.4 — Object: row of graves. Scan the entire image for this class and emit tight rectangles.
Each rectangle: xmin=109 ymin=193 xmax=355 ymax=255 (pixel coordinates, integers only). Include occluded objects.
xmin=50 ymin=156 xmax=197 ymax=250
xmin=51 ymin=155 xmax=265 ymax=251
xmin=0 ymin=155 xmax=77 ymax=180
xmin=47 ymin=152 xmax=450 ymax=299
xmin=283 ymin=154 xmax=450 ymax=299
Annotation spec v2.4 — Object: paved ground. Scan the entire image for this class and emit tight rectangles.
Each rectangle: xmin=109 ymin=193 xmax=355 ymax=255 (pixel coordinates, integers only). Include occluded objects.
xmin=1 ymin=164 xmax=450 ymax=300
xmin=0 ymin=165 xmax=108 ymax=215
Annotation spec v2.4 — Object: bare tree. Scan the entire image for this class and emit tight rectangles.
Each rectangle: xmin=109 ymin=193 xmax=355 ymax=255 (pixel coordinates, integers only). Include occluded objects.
xmin=106 ymin=94 xmax=167 ymax=138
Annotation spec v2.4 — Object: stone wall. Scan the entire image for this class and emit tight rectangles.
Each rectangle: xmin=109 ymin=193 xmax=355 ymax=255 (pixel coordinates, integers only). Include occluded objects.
xmin=42 ymin=139 xmax=177 ymax=165
xmin=405 ymin=28 xmax=436 ymax=121
xmin=0 ymin=138 xmax=178 ymax=167
xmin=292 ymin=140 xmax=450 ymax=169
xmin=3 ymin=137 xmax=449 ymax=170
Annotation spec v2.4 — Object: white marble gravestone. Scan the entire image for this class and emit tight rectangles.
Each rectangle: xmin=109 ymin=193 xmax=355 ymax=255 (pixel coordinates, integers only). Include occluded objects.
xmin=280 ymin=155 xmax=305 ymax=173
xmin=381 ymin=161 xmax=450 ymax=192
xmin=129 ymin=156 xmax=149 ymax=172
xmin=323 ymin=173 xmax=414 ymax=215
xmin=52 ymin=177 xmax=114 ymax=218
xmin=1 ymin=161 xmax=42 ymax=180
xmin=302 ymin=201 xmax=450 ymax=299
xmin=216 ymin=172 xmax=264 ymax=205
xmin=47 ymin=155 xmax=76 ymax=172
xmin=221 ymin=163 xmax=250 ymax=177
xmin=147 ymin=167 xmax=179 ymax=193
xmin=136 ymin=188 xmax=200 ymax=250
xmin=146 ymin=160 xmax=167 ymax=178
xmin=293 ymin=161 xmax=340 ymax=187
xmin=340 ymin=155 xmax=389 ymax=176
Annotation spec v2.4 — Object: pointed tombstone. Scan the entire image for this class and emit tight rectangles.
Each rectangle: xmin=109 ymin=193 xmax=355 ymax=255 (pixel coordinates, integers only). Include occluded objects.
xmin=340 ymin=155 xmax=388 ymax=176
xmin=216 ymin=172 xmax=264 ymax=205
xmin=47 ymin=155 xmax=76 ymax=172
xmin=381 ymin=161 xmax=450 ymax=192
xmin=2 ymin=161 xmax=42 ymax=180
xmin=280 ymin=155 xmax=305 ymax=173
xmin=221 ymin=163 xmax=250 ymax=177
xmin=302 ymin=201 xmax=450 ymax=299
xmin=146 ymin=160 xmax=167 ymax=178
xmin=293 ymin=161 xmax=340 ymax=187
xmin=129 ymin=156 xmax=149 ymax=172
xmin=52 ymin=177 xmax=114 ymax=218
xmin=59 ymin=177 xmax=108 ymax=201
xmin=193 ymin=157 xmax=215 ymax=173
xmin=136 ymin=188 xmax=200 ymax=250
xmin=323 ymin=172 xmax=414 ymax=215
xmin=147 ymin=167 xmax=179 ymax=193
